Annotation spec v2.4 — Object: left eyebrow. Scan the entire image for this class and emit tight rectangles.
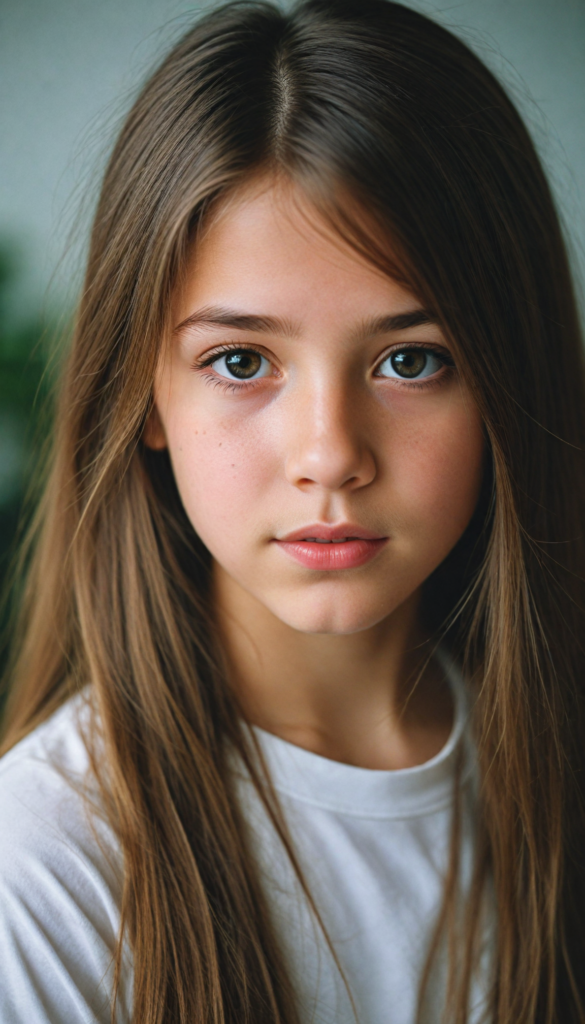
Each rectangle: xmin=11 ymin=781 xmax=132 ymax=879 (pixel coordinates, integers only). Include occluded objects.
xmin=173 ymin=305 xmax=299 ymax=337
xmin=359 ymin=309 xmax=439 ymax=335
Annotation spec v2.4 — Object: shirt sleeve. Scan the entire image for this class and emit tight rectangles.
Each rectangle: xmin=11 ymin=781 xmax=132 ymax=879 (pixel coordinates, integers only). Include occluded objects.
xmin=0 ymin=755 xmax=131 ymax=1024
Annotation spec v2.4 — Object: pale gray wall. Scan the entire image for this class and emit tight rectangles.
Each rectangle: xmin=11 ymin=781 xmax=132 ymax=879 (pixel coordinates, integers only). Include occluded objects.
xmin=1 ymin=0 xmax=585 ymax=316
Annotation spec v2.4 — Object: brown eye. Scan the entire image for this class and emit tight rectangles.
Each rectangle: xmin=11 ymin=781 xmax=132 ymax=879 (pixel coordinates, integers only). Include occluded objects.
xmin=213 ymin=350 xmax=270 ymax=380
xmin=377 ymin=349 xmax=443 ymax=380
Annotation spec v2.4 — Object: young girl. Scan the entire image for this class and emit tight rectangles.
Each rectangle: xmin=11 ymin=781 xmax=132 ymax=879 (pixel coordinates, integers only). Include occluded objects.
xmin=1 ymin=1 xmax=584 ymax=1022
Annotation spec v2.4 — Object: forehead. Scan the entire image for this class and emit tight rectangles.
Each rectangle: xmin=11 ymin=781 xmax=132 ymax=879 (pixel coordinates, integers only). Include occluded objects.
xmin=174 ymin=177 xmax=424 ymax=329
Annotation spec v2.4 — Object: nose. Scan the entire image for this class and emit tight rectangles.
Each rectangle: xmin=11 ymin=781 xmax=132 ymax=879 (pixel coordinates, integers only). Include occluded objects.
xmin=284 ymin=379 xmax=377 ymax=493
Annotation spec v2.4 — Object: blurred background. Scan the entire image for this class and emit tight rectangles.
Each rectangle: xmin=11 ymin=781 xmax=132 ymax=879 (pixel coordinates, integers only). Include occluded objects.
xmin=1 ymin=0 xmax=584 ymax=665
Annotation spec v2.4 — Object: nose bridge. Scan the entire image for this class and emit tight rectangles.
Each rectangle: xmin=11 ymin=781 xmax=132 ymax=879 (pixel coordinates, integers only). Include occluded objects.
xmin=284 ymin=366 xmax=375 ymax=492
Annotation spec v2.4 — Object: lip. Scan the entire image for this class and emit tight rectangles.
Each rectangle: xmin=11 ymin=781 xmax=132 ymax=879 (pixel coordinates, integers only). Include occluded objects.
xmin=274 ymin=523 xmax=388 ymax=571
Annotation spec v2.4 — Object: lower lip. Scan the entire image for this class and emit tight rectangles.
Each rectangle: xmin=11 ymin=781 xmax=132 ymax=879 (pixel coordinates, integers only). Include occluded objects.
xmin=275 ymin=538 xmax=387 ymax=571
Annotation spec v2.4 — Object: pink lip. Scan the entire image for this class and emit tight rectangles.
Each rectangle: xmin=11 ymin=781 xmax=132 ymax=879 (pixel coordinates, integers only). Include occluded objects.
xmin=274 ymin=523 xmax=388 ymax=571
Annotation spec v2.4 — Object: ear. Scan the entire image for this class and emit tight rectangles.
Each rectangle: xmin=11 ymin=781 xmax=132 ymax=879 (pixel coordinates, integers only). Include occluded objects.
xmin=143 ymin=404 xmax=167 ymax=450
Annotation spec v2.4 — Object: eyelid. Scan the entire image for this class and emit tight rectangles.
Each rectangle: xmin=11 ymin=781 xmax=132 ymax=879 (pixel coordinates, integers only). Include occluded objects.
xmin=373 ymin=340 xmax=454 ymax=371
xmin=193 ymin=340 xmax=277 ymax=371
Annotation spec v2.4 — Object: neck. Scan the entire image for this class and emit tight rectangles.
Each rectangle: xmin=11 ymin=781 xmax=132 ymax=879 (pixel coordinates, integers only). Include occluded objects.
xmin=213 ymin=565 xmax=453 ymax=770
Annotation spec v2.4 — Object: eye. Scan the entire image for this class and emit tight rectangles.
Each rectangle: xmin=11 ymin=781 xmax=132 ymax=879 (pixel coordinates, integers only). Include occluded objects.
xmin=212 ymin=349 xmax=272 ymax=381
xmin=376 ymin=348 xmax=445 ymax=380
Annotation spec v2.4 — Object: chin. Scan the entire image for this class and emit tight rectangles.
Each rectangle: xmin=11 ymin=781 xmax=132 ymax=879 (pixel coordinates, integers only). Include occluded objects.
xmin=269 ymin=593 xmax=395 ymax=636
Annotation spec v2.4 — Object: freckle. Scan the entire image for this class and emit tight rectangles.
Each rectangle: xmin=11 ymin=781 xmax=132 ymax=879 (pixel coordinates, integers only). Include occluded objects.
xmin=219 ymin=442 xmax=222 ymax=447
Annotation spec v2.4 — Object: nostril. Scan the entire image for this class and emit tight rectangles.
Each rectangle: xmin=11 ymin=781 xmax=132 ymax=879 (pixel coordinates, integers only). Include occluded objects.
xmin=284 ymin=421 xmax=376 ymax=492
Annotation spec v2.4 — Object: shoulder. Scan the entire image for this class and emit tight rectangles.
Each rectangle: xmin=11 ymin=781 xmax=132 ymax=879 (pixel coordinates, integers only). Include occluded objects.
xmin=0 ymin=692 xmax=112 ymax=878
xmin=0 ymin=695 xmax=130 ymax=1023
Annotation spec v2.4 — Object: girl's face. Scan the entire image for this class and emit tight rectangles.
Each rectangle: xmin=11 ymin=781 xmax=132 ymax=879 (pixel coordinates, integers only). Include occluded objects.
xmin=150 ymin=178 xmax=484 ymax=635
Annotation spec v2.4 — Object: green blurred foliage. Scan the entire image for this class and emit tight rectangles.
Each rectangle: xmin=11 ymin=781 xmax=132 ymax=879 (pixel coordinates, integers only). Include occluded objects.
xmin=0 ymin=247 xmax=58 ymax=681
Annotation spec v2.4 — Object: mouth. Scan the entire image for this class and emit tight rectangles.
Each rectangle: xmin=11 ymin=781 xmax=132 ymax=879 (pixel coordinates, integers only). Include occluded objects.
xmin=299 ymin=536 xmax=367 ymax=544
xmin=274 ymin=524 xmax=388 ymax=571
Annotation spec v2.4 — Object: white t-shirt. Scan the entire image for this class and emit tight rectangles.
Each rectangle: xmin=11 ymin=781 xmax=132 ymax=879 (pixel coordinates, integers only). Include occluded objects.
xmin=0 ymin=666 xmax=491 ymax=1023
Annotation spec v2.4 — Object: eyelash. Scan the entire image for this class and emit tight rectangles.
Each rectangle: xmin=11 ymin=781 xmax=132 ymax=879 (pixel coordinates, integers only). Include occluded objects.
xmin=193 ymin=343 xmax=275 ymax=392
xmin=376 ymin=345 xmax=455 ymax=391
xmin=193 ymin=341 xmax=454 ymax=392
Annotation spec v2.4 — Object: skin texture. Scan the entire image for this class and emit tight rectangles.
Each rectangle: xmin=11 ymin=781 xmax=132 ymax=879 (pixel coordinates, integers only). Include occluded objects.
xmin=147 ymin=178 xmax=485 ymax=768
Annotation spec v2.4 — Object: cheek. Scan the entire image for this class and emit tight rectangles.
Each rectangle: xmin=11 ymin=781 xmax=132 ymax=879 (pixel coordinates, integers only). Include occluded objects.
xmin=388 ymin=400 xmax=484 ymax=551
xmin=163 ymin=404 xmax=278 ymax=544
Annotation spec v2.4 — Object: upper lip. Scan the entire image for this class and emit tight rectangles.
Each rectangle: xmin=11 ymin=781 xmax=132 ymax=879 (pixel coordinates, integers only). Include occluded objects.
xmin=277 ymin=523 xmax=386 ymax=543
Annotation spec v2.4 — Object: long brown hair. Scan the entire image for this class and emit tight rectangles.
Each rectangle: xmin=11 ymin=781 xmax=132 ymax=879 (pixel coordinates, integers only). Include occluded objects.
xmin=3 ymin=1 xmax=585 ymax=1021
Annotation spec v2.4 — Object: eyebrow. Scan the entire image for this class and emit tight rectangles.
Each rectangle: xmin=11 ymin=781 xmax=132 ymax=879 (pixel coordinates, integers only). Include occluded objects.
xmin=174 ymin=306 xmax=298 ymax=337
xmin=173 ymin=305 xmax=437 ymax=338
xmin=362 ymin=310 xmax=438 ymax=334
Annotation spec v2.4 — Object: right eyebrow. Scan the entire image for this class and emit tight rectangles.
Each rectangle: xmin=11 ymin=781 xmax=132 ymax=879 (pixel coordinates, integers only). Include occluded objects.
xmin=173 ymin=305 xmax=299 ymax=338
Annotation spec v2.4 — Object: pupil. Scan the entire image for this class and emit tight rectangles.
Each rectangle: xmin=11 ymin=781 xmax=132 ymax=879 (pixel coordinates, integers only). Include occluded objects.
xmin=225 ymin=351 xmax=262 ymax=379
xmin=391 ymin=350 xmax=427 ymax=378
